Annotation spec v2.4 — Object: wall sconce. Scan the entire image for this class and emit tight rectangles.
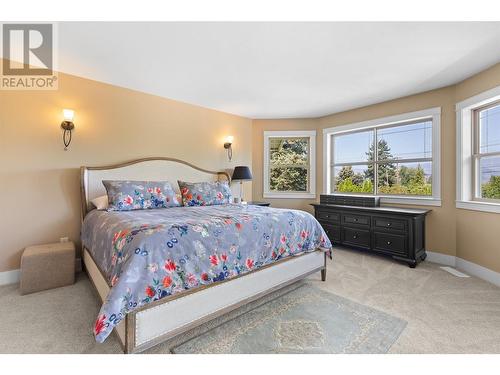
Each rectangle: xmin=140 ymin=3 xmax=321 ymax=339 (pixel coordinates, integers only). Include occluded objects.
xmin=61 ymin=109 xmax=75 ymax=150
xmin=224 ymin=135 xmax=234 ymax=161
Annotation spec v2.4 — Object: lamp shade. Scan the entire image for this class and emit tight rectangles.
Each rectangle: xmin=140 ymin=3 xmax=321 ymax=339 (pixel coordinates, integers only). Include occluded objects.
xmin=232 ymin=166 xmax=253 ymax=181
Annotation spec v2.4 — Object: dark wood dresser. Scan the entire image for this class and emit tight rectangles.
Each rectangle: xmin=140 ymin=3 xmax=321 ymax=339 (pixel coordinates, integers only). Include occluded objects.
xmin=312 ymin=197 xmax=430 ymax=268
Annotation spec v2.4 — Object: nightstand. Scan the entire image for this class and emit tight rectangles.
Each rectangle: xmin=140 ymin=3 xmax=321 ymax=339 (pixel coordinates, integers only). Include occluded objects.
xmin=246 ymin=201 xmax=271 ymax=207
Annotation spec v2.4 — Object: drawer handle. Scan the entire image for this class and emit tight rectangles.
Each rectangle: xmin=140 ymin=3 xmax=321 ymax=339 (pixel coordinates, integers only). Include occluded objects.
xmin=353 ymin=235 xmax=358 ymax=239
xmin=354 ymin=218 xmax=358 ymax=222
xmin=387 ymin=223 xmax=391 ymax=227
xmin=387 ymin=241 xmax=392 ymax=245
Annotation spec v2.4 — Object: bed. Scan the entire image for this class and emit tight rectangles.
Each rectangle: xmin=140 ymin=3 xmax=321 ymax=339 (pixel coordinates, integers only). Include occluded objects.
xmin=80 ymin=157 xmax=332 ymax=353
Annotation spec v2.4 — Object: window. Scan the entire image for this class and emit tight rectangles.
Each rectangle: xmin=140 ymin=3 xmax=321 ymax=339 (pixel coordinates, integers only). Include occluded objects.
xmin=473 ymin=101 xmax=500 ymax=201
xmin=457 ymin=86 xmax=500 ymax=213
xmin=332 ymin=120 xmax=433 ymax=196
xmin=264 ymin=131 xmax=316 ymax=198
xmin=323 ymin=108 xmax=441 ymax=206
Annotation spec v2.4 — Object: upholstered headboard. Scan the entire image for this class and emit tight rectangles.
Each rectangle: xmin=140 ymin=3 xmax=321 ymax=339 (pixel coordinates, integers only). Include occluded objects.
xmin=80 ymin=157 xmax=231 ymax=218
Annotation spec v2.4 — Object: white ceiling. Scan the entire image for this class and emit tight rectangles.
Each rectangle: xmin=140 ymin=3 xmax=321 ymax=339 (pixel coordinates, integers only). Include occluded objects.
xmin=56 ymin=22 xmax=500 ymax=119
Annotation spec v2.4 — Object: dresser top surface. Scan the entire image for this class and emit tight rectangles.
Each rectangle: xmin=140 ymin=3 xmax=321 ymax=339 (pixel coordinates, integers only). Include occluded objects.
xmin=311 ymin=203 xmax=431 ymax=215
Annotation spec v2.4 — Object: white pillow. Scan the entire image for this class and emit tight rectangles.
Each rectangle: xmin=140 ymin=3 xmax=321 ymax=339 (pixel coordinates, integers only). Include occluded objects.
xmin=91 ymin=195 xmax=109 ymax=210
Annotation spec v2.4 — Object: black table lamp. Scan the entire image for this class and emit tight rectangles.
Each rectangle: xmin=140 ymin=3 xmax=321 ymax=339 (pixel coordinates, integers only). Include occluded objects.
xmin=232 ymin=166 xmax=253 ymax=203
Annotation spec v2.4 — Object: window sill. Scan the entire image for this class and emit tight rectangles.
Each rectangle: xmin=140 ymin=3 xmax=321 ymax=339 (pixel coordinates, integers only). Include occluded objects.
xmin=456 ymin=200 xmax=500 ymax=214
xmin=263 ymin=192 xmax=316 ymax=199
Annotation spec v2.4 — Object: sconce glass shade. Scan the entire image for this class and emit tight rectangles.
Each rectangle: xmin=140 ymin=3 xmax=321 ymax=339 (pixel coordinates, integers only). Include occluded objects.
xmin=63 ymin=109 xmax=75 ymax=122
xmin=225 ymin=135 xmax=234 ymax=144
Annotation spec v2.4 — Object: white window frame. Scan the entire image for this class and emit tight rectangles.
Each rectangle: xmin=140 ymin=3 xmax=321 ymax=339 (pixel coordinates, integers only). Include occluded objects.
xmin=323 ymin=107 xmax=441 ymax=206
xmin=456 ymin=85 xmax=500 ymax=214
xmin=263 ymin=130 xmax=316 ymax=199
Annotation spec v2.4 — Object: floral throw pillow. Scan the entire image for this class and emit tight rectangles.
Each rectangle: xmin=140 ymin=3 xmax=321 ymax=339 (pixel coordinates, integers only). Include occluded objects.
xmin=178 ymin=180 xmax=233 ymax=206
xmin=103 ymin=180 xmax=180 ymax=211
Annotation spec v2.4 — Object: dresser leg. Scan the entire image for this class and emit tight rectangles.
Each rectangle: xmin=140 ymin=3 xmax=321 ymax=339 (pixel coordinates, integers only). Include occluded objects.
xmin=321 ymin=268 xmax=326 ymax=281
xmin=407 ymin=259 xmax=418 ymax=268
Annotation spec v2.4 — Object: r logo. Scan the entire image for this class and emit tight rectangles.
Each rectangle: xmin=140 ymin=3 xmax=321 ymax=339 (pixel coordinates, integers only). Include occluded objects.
xmin=2 ymin=24 xmax=53 ymax=76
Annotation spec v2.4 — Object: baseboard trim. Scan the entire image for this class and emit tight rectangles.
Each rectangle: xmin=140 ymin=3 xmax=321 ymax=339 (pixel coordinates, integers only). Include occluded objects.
xmin=426 ymin=251 xmax=456 ymax=267
xmin=0 ymin=269 xmax=20 ymax=286
xmin=426 ymin=251 xmax=500 ymax=287
xmin=456 ymin=257 xmax=500 ymax=288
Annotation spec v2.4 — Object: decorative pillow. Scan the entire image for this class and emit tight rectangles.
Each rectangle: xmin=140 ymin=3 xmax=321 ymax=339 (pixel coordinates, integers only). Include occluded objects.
xmin=103 ymin=180 xmax=180 ymax=211
xmin=91 ymin=195 xmax=109 ymax=210
xmin=178 ymin=180 xmax=232 ymax=206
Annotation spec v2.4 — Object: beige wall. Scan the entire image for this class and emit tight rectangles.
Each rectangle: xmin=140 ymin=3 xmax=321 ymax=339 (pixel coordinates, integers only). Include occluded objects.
xmin=253 ymin=63 xmax=500 ymax=271
xmin=0 ymin=62 xmax=252 ymax=272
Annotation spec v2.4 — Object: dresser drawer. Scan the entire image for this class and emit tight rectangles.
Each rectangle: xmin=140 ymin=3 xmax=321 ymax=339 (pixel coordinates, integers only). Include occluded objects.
xmin=317 ymin=210 xmax=340 ymax=223
xmin=322 ymin=224 xmax=341 ymax=243
xmin=342 ymin=213 xmax=370 ymax=227
xmin=373 ymin=232 xmax=407 ymax=255
xmin=342 ymin=227 xmax=370 ymax=249
xmin=373 ymin=217 xmax=407 ymax=232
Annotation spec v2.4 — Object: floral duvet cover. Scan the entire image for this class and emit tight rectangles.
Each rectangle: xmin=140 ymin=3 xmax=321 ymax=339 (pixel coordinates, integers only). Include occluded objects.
xmin=81 ymin=203 xmax=332 ymax=343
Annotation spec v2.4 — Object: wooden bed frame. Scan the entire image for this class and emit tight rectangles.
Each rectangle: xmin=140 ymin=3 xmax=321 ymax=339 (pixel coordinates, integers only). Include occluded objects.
xmin=80 ymin=157 xmax=327 ymax=353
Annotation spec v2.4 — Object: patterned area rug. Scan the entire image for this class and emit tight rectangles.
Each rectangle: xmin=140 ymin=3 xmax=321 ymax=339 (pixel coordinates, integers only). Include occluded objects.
xmin=172 ymin=285 xmax=407 ymax=354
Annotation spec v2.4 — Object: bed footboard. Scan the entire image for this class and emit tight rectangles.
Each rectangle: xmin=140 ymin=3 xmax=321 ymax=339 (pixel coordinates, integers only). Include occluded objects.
xmin=83 ymin=248 xmax=327 ymax=354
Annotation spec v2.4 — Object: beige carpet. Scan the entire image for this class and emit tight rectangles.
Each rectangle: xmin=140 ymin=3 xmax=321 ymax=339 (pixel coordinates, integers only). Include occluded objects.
xmin=320 ymin=248 xmax=500 ymax=353
xmin=1 ymin=247 xmax=500 ymax=354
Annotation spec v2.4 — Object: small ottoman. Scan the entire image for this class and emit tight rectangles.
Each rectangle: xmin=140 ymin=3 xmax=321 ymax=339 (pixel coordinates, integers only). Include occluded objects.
xmin=20 ymin=242 xmax=75 ymax=295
